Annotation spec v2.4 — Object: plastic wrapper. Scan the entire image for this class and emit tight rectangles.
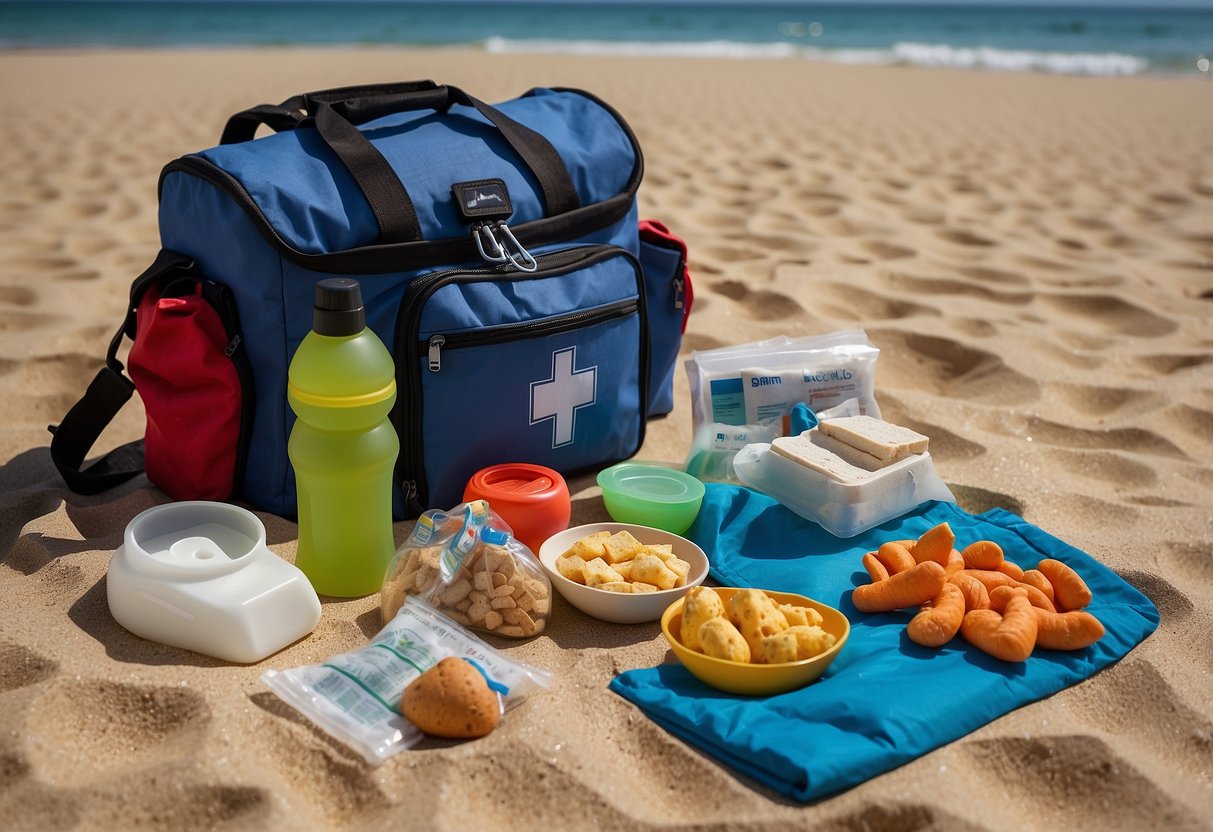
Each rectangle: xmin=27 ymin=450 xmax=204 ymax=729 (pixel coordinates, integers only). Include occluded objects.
xmin=733 ymin=442 xmax=955 ymax=538
xmin=262 ymin=596 xmax=551 ymax=764
xmin=381 ymin=500 xmax=552 ymax=638
xmin=684 ymin=330 xmax=881 ymax=483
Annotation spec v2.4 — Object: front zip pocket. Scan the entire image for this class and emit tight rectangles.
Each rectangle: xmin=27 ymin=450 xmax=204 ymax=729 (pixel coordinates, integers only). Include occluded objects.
xmin=393 ymin=246 xmax=649 ymax=515
xmin=423 ymin=298 xmax=638 ymax=373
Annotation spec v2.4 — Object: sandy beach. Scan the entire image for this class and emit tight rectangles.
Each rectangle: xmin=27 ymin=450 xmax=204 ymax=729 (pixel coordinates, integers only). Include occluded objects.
xmin=1 ymin=48 xmax=1211 ymax=830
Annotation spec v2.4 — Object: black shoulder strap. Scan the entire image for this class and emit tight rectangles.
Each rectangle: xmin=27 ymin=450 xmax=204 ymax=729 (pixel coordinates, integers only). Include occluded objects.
xmin=48 ymin=251 xmax=197 ymax=495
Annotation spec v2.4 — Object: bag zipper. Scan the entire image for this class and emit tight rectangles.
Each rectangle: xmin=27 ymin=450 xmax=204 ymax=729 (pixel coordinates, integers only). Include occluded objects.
xmin=205 ymin=281 xmax=256 ymax=498
xmin=158 ymin=156 xmax=637 ymax=276
xmin=423 ymin=298 xmax=639 ymax=373
xmin=394 ymin=245 xmax=649 ymax=514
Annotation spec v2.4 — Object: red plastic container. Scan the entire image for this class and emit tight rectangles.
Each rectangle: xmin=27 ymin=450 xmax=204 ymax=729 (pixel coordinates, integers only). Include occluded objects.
xmin=463 ymin=463 xmax=571 ymax=552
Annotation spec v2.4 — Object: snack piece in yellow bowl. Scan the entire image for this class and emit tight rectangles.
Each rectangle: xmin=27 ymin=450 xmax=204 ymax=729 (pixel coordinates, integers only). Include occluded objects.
xmin=699 ymin=616 xmax=751 ymax=663
xmin=780 ymin=603 xmax=824 ymax=628
xmin=661 ymin=587 xmax=850 ymax=696
xmin=757 ymin=631 xmax=800 ymax=664
xmin=681 ymin=586 xmax=728 ymax=652
xmin=730 ymin=588 xmax=792 ymax=657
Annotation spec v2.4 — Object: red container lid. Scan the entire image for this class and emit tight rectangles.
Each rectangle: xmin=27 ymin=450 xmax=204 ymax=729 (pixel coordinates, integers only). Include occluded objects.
xmin=467 ymin=464 xmax=565 ymax=501
xmin=463 ymin=464 xmax=571 ymax=552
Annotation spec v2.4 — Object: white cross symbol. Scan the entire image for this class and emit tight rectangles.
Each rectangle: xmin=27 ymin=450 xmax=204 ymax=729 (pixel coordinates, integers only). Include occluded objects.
xmin=530 ymin=347 xmax=597 ymax=448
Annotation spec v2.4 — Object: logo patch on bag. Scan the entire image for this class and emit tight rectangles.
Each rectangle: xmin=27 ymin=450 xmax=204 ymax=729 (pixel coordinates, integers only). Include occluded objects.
xmin=451 ymin=179 xmax=513 ymax=221
xmin=530 ymin=347 xmax=597 ymax=448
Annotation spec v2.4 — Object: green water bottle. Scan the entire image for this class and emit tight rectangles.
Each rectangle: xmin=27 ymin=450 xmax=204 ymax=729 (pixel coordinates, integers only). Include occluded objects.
xmin=287 ymin=278 xmax=398 ymax=597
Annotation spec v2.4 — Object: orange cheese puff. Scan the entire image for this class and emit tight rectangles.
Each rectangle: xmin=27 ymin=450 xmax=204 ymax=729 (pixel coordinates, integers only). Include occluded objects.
xmin=944 ymin=549 xmax=965 ymax=577
xmin=875 ymin=541 xmax=916 ymax=576
xmin=961 ymin=540 xmax=1004 ymax=571
xmin=1033 ymin=607 xmax=1105 ymax=651
xmin=960 ymin=593 xmax=1038 ymax=662
xmin=997 ymin=560 xmax=1025 ymax=581
xmin=1036 ymin=559 xmax=1092 ymax=612
xmin=961 ymin=569 xmax=1021 ymax=593
xmin=911 ymin=522 xmax=955 ymax=567
xmin=852 ymin=561 xmax=947 ymax=613
xmin=948 ymin=572 xmax=990 ymax=612
xmin=1019 ymin=569 xmax=1055 ymax=604
xmin=863 ymin=552 xmax=890 ymax=583
xmin=987 ymin=585 xmax=1027 ymax=613
xmin=907 ymin=582 xmax=966 ymax=648
xmin=1016 ymin=585 xmax=1056 ymax=614
xmin=962 ymin=570 xmax=1056 ymax=613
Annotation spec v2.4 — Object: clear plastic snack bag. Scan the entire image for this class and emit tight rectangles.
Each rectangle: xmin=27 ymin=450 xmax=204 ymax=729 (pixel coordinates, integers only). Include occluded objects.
xmin=684 ymin=330 xmax=882 ymax=482
xmin=262 ymin=596 xmax=551 ymax=764
xmin=381 ymin=500 xmax=552 ymax=638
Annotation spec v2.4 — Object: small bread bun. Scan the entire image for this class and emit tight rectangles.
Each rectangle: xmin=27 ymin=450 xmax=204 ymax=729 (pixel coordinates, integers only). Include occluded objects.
xmin=401 ymin=657 xmax=501 ymax=739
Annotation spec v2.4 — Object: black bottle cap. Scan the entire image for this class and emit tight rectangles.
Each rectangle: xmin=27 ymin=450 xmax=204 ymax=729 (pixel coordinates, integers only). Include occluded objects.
xmin=313 ymin=278 xmax=365 ymax=336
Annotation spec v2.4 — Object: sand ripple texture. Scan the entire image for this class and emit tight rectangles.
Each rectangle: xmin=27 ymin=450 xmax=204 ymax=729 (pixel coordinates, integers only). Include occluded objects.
xmin=1 ymin=50 xmax=1210 ymax=831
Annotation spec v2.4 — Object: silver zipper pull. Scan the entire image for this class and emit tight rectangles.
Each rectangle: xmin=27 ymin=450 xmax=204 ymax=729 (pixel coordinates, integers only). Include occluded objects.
xmin=402 ymin=479 xmax=420 ymax=512
xmin=428 ymin=335 xmax=445 ymax=372
xmin=672 ymin=275 xmax=685 ymax=310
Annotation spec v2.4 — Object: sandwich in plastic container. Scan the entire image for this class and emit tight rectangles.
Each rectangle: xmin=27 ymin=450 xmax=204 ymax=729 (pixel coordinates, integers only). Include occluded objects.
xmin=733 ymin=415 xmax=954 ymax=538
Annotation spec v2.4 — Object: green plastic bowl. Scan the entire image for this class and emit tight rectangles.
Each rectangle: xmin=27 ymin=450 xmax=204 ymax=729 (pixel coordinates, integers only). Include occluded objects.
xmin=596 ymin=463 xmax=705 ymax=534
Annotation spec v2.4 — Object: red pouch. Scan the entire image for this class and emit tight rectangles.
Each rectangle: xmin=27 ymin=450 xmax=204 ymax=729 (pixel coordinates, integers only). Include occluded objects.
xmin=49 ymin=251 xmax=253 ymax=501
xmin=127 ymin=277 xmax=250 ymax=500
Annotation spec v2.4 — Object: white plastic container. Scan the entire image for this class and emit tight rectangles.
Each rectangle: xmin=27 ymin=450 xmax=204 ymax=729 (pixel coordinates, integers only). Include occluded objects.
xmin=107 ymin=501 xmax=322 ymax=663
xmin=733 ymin=443 xmax=954 ymax=538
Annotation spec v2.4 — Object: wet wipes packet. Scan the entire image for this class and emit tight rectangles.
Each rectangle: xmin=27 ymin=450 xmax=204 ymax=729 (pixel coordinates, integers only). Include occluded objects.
xmin=684 ymin=331 xmax=881 ymax=482
xmin=262 ymin=596 xmax=551 ymax=764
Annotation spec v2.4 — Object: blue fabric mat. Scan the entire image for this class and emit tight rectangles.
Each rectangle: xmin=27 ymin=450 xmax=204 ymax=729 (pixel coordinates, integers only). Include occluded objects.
xmin=609 ymin=485 xmax=1159 ymax=802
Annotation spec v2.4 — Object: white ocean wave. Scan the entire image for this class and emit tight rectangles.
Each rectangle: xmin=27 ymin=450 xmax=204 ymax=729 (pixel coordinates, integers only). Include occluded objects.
xmin=482 ymin=36 xmax=1150 ymax=76
xmin=885 ymin=41 xmax=1148 ymax=75
xmin=483 ymin=36 xmax=800 ymax=60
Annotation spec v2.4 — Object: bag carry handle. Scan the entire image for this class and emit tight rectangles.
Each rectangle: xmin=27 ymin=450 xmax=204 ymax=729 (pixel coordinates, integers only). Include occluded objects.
xmin=219 ymin=80 xmax=581 ymax=245
xmin=48 ymin=250 xmax=197 ymax=495
xmin=219 ymin=80 xmax=442 ymax=144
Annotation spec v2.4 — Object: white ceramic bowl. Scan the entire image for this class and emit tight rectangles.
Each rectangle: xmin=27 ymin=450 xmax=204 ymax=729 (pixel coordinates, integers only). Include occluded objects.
xmin=537 ymin=522 xmax=709 ymax=624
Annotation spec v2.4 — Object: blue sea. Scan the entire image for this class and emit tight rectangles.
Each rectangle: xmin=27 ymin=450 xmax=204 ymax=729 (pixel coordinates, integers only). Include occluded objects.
xmin=1 ymin=2 xmax=1210 ymax=76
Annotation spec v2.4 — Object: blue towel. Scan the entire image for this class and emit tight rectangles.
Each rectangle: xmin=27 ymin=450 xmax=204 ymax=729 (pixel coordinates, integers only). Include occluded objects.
xmin=610 ymin=485 xmax=1159 ymax=802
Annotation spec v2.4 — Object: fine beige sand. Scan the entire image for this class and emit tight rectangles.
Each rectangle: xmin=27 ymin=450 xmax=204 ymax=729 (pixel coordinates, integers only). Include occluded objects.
xmin=1 ymin=49 xmax=1211 ymax=831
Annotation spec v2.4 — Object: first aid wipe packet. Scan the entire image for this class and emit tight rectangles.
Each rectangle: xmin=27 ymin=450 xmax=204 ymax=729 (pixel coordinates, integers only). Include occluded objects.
xmin=684 ymin=330 xmax=881 ymax=482
xmin=262 ymin=596 xmax=551 ymax=764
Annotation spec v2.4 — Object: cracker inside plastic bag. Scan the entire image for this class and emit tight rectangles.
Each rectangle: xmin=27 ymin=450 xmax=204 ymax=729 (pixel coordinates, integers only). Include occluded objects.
xmin=381 ymin=500 xmax=552 ymax=638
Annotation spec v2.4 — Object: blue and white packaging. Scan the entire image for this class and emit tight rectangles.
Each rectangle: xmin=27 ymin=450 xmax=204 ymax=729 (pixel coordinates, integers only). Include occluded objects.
xmin=684 ymin=331 xmax=881 ymax=483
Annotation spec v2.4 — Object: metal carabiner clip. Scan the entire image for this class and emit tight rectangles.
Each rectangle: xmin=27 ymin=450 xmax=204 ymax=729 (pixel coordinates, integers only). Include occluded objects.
xmin=473 ymin=223 xmax=510 ymax=264
xmin=495 ymin=222 xmax=538 ymax=273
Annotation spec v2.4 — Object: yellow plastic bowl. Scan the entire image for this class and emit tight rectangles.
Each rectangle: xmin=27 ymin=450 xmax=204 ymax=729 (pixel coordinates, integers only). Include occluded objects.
xmin=661 ymin=587 xmax=850 ymax=696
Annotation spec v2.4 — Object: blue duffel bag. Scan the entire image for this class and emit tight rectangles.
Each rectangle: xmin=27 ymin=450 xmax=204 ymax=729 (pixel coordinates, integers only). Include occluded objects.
xmin=50 ymin=80 xmax=693 ymax=518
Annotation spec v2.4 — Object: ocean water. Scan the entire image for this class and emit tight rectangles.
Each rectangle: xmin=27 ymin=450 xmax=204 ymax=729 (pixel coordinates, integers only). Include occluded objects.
xmin=1 ymin=2 xmax=1211 ymax=76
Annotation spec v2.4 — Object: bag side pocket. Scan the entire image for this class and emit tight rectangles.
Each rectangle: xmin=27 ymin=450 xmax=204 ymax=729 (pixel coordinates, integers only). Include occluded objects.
xmin=639 ymin=219 xmax=693 ymax=417
xmin=128 ymin=274 xmax=254 ymax=501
